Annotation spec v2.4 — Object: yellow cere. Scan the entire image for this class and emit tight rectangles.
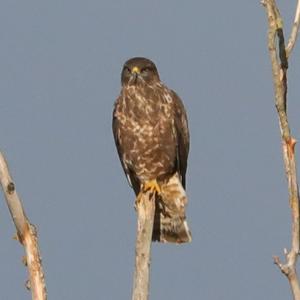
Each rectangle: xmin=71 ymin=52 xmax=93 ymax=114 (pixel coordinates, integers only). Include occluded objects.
xmin=132 ymin=66 xmax=140 ymax=74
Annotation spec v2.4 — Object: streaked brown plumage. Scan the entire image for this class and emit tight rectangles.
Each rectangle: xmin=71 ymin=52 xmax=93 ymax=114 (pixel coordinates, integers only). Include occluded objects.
xmin=112 ymin=57 xmax=191 ymax=243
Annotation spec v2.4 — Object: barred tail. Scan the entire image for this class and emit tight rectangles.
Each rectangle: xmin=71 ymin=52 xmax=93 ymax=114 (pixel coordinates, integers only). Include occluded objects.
xmin=152 ymin=173 xmax=192 ymax=243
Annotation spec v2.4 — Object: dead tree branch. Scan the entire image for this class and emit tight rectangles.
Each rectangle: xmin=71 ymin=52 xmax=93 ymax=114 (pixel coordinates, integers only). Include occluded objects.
xmin=132 ymin=191 xmax=156 ymax=300
xmin=286 ymin=0 xmax=300 ymax=57
xmin=262 ymin=0 xmax=300 ymax=299
xmin=0 ymin=151 xmax=47 ymax=300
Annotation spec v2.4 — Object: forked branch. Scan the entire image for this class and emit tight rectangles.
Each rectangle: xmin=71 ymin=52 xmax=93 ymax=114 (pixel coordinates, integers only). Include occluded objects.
xmin=0 ymin=152 xmax=47 ymax=300
xmin=262 ymin=0 xmax=300 ymax=299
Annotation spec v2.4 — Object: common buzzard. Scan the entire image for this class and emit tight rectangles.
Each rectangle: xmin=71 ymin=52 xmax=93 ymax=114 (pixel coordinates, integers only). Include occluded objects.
xmin=112 ymin=57 xmax=191 ymax=243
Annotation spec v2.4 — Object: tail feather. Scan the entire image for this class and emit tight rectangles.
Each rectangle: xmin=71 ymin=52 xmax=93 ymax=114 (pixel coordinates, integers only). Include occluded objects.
xmin=152 ymin=173 xmax=192 ymax=243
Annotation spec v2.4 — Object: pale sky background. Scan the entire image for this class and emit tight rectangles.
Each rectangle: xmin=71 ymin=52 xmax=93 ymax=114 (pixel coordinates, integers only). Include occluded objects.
xmin=0 ymin=1 xmax=300 ymax=299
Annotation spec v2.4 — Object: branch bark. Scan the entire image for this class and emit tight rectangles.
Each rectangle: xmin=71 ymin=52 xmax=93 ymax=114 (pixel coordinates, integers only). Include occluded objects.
xmin=132 ymin=191 xmax=156 ymax=300
xmin=0 ymin=151 xmax=47 ymax=300
xmin=286 ymin=0 xmax=300 ymax=57
xmin=262 ymin=1 xmax=300 ymax=299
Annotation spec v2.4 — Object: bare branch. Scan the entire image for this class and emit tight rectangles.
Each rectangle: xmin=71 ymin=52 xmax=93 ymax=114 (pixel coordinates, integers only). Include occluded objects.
xmin=132 ymin=191 xmax=156 ymax=300
xmin=286 ymin=0 xmax=300 ymax=57
xmin=262 ymin=1 xmax=300 ymax=299
xmin=0 ymin=152 xmax=47 ymax=300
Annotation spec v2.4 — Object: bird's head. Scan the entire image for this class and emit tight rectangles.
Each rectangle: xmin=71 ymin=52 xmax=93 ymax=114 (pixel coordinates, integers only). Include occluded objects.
xmin=121 ymin=57 xmax=160 ymax=86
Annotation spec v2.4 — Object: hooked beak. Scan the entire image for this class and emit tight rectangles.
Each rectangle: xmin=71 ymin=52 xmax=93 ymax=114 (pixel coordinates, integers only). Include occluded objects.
xmin=129 ymin=66 xmax=140 ymax=84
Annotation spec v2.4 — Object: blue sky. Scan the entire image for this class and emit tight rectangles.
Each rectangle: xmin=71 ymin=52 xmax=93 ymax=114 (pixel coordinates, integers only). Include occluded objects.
xmin=0 ymin=1 xmax=299 ymax=299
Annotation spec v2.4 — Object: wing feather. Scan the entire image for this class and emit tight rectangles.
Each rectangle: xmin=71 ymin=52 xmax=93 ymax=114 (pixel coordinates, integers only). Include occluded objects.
xmin=171 ymin=91 xmax=190 ymax=188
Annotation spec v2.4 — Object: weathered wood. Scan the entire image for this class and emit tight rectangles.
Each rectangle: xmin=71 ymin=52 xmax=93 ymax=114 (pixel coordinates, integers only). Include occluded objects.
xmin=132 ymin=191 xmax=156 ymax=300
xmin=0 ymin=152 xmax=47 ymax=300
xmin=262 ymin=1 xmax=300 ymax=299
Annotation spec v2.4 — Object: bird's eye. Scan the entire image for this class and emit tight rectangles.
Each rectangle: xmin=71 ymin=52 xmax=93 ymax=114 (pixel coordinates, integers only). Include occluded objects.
xmin=123 ymin=66 xmax=131 ymax=73
xmin=141 ymin=67 xmax=152 ymax=73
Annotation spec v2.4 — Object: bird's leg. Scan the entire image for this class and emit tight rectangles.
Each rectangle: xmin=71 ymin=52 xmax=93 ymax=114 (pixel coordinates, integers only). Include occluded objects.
xmin=134 ymin=179 xmax=161 ymax=209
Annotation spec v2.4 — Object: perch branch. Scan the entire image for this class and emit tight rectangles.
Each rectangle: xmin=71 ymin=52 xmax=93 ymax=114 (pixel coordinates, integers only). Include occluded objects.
xmin=132 ymin=190 xmax=156 ymax=300
xmin=0 ymin=151 xmax=47 ymax=300
xmin=262 ymin=1 xmax=300 ymax=299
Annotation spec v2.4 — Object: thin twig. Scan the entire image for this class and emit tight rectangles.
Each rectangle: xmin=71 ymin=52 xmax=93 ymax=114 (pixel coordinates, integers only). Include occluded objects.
xmin=286 ymin=0 xmax=300 ymax=57
xmin=132 ymin=190 xmax=156 ymax=300
xmin=0 ymin=151 xmax=47 ymax=300
xmin=262 ymin=1 xmax=300 ymax=299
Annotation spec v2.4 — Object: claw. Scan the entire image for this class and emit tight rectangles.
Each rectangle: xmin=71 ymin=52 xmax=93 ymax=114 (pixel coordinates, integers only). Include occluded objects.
xmin=142 ymin=179 xmax=161 ymax=194
xmin=134 ymin=179 xmax=161 ymax=209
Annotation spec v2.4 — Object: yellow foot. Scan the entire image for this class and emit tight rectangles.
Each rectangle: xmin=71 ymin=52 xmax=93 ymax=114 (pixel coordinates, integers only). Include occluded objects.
xmin=142 ymin=179 xmax=161 ymax=194
xmin=134 ymin=179 xmax=161 ymax=210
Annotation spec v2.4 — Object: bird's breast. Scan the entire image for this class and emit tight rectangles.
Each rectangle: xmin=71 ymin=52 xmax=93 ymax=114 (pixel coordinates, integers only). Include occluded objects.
xmin=115 ymin=87 xmax=176 ymax=180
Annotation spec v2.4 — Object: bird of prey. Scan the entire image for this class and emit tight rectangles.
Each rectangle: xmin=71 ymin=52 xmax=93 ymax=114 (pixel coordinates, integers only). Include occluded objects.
xmin=112 ymin=57 xmax=191 ymax=243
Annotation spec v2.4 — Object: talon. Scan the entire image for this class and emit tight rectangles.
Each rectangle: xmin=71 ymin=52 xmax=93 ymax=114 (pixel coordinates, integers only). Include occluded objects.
xmin=135 ymin=180 xmax=161 ymax=209
xmin=142 ymin=179 xmax=161 ymax=195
